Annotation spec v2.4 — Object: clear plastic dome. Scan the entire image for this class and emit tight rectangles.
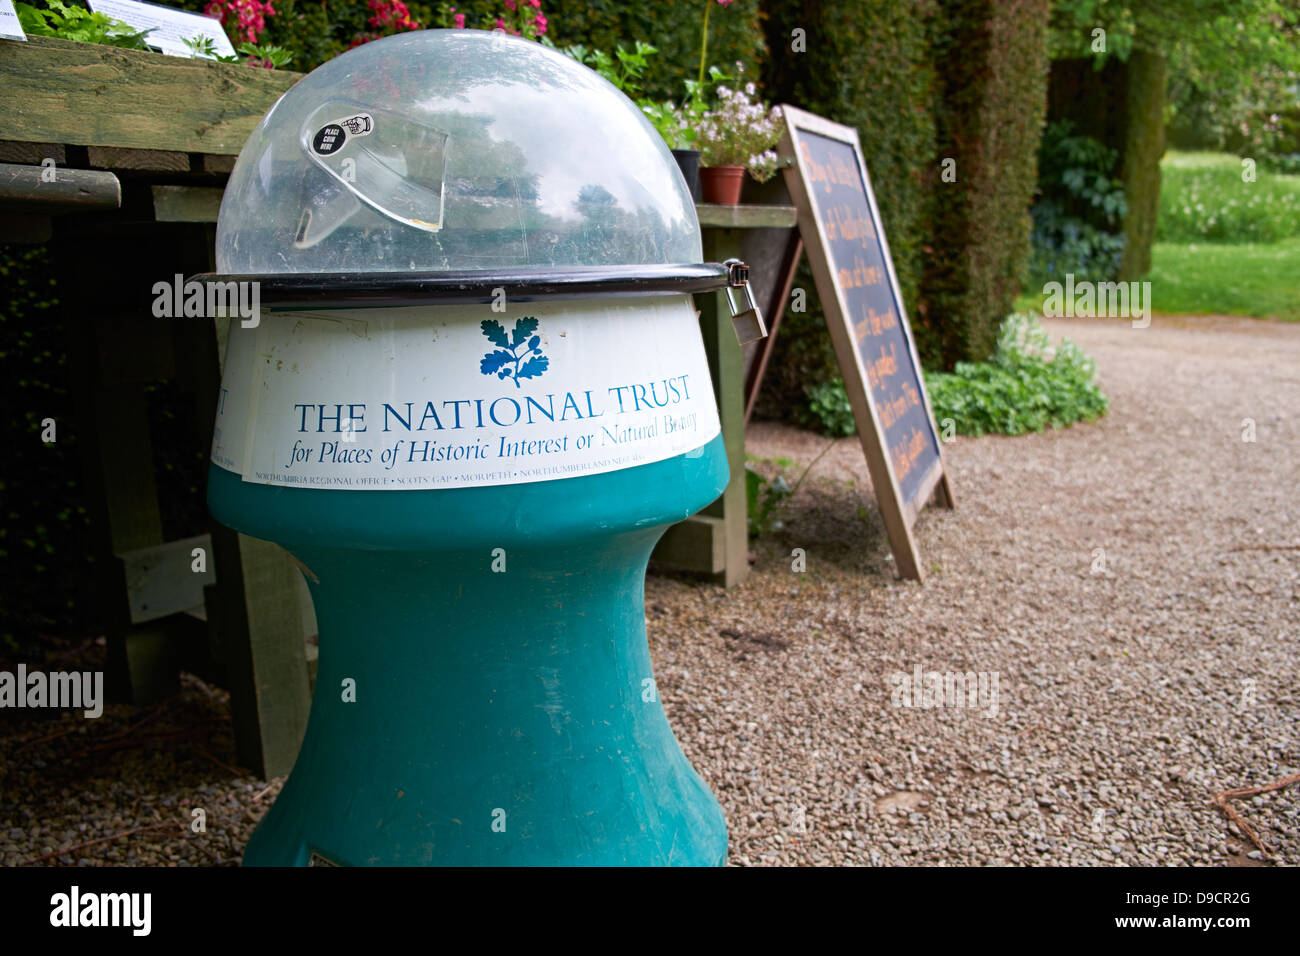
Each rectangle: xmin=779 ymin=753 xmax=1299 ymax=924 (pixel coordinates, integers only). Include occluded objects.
xmin=215 ymin=30 xmax=701 ymax=274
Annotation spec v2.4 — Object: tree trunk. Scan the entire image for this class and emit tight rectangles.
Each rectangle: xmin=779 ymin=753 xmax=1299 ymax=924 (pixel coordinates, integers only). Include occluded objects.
xmin=1119 ymin=49 xmax=1167 ymax=280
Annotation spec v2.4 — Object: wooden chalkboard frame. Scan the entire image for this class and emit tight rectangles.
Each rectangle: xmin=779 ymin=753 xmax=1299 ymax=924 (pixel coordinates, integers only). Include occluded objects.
xmin=778 ymin=105 xmax=954 ymax=582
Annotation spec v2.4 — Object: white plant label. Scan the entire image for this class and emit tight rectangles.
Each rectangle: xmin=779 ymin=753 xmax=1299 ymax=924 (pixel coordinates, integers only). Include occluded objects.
xmin=213 ymin=295 xmax=721 ymax=490
xmin=87 ymin=0 xmax=236 ymax=59
xmin=0 ymin=0 xmax=27 ymax=41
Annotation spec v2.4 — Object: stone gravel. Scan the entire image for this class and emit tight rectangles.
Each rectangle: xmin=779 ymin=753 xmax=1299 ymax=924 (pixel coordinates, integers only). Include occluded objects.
xmin=2 ymin=313 xmax=1296 ymax=866
xmin=653 ymin=313 xmax=1299 ymax=866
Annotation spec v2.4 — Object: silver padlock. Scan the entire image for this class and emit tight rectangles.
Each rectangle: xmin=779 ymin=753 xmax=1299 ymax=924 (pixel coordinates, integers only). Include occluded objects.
xmin=723 ymin=258 xmax=768 ymax=345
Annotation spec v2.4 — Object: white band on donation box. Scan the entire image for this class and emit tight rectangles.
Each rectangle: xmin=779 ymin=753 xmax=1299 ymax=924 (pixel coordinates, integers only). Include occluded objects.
xmin=212 ymin=295 xmax=721 ymax=490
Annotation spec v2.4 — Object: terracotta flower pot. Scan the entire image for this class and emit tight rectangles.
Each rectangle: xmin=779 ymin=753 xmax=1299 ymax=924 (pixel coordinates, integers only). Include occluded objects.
xmin=700 ymin=164 xmax=746 ymax=205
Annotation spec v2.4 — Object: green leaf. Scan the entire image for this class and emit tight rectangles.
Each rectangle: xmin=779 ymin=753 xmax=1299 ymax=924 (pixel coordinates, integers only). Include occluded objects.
xmin=480 ymin=319 xmax=509 ymax=348
xmin=480 ymin=349 xmax=514 ymax=375
xmin=511 ymin=316 xmax=539 ymax=347
xmin=516 ymin=355 xmax=549 ymax=380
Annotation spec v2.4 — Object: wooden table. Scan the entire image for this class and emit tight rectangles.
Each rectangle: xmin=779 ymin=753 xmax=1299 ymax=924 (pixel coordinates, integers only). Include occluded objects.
xmin=650 ymin=202 xmax=800 ymax=587
xmin=1 ymin=35 xmax=309 ymax=779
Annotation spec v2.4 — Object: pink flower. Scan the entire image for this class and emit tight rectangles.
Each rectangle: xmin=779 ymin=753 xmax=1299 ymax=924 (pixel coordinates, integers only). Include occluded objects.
xmin=205 ymin=0 xmax=278 ymax=44
xmin=453 ymin=12 xmax=465 ymax=28
xmin=504 ymin=0 xmax=516 ymax=9
xmin=534 ymin=13 xmax=547 ymax=33
xmin=494 ymin=16 xmax=506 ymax=30
xmin=530 ymin=0 xmax=541 ymax=6
xmin=366 ymin=0 xmax=420 ymax=31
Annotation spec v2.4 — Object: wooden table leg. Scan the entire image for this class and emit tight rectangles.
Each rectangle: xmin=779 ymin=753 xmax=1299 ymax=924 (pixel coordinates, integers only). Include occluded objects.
xmin=56 ymin=217 xmax=312 ymax=776
xmin=57 ymin=227 xmax=175 ymax=703
xmin=652 ymin=228 xmax=751 ymax=587
xmin=205 ymin=529 xmax=311 ymax=780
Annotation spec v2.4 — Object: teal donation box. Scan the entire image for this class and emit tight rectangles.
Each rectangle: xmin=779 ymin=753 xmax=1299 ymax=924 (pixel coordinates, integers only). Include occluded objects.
xmin=200 ymin=30 xmax=765 ymax=866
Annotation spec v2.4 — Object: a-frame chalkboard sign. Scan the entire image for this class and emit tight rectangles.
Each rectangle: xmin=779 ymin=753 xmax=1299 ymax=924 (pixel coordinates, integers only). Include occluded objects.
xmin=778 ymin=105 xmax=954 ymax=581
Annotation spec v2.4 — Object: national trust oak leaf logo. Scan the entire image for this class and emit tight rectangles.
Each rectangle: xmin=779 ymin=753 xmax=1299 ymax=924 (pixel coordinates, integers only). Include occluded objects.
xmin=480 ymin=317 xmax=549 ymax=388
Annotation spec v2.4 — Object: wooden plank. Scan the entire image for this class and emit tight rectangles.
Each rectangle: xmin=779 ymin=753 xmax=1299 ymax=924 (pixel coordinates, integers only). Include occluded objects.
xmin=0 ymin=141 xmax=66 ymax=164
xmin=699 ymin=227 xmax=750 ymax=587
xmin=744 ymin=230 xmax=803 ymax=423
xmin=936 ymin=469 xmax=956 ymax=510
xmin=104 ymin=625 xmax=180 ymax=705
xmin=73 ymin=384 xmax=170 ymax=696
xmin=95 ymin=316 xmax=176 ymax=385
xmin=696 ymin=203 xmax=799 ymax=229
xmin=152 ymin=185 xmax=223 ymax=222
xmin=652 ymin=515 xmax=726 ymax=574
xmin=0 ymin=212 xmax=52 ymax=243
xmin=904 ymin=458 xmax=945 ymax=528
xmin=90 ymin=388 xmax=167 ymax=553
xmin=201 ymin=155 xmax=238 ymax=175
xmin=121 ymin=533 xmax=216 ymax=624
xmin=0 ymin=35 xmax=300 ymax=155
xmin=651 ymin=224 xmax=751 ymax=585
xmin=207 ymin=529 xmax=312 ymax=779
xmin=0 ymin=162 xmax=120 ymax=212
xmin=88 ymin=146 xmax=189 ymax=172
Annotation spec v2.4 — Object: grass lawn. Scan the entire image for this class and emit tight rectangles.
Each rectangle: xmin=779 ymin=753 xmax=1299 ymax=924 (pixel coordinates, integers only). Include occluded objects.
xmin=1157 ymin=151 xmax=1300 ymax=244
xmin=1021 ymin=151 xmax=1300 ymax=322
xmin=1148 ymin=152 xmax=1300 ymax=321
xmin=1148 ymin=237 xmax=1300 ymax=322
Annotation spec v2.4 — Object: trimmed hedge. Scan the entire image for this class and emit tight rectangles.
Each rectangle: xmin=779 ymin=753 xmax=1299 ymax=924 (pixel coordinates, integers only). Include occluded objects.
xmin=922 ymin=0 xmax=1052 ymax=369
xmin=195 ymin=0 xmax=1047 ymax=382
xmin=755 ymin=0 xmax=937 ymax=419
xmin=180 ymin=1 xmax=1048 ymax=406
xmin=546 ymin=0 xmax=766 ymax=101
xmin=756 ymin=0 xmax=1050 ymax=424
xmin=221 ymin=0 xmax=766 ymax=88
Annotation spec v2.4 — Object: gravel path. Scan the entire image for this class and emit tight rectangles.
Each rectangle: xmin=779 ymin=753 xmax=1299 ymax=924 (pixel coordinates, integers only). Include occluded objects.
xmin=655 ymin=313 xmax=1300 ymax=866
xmin=3 ymin=313 xmax=1296 ymax=866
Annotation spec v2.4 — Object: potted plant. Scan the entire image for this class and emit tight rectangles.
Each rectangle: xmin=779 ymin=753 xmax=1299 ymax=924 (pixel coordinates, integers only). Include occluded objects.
xmin=642 ymin=71 xmax=722 ymax=203
xmin=562 ymin=40 xmax=702 ymax=198
xmin=643 ymin=101 xmax=704 ymax=200
xmin=695 ymin=82 xmax=783 ymax=205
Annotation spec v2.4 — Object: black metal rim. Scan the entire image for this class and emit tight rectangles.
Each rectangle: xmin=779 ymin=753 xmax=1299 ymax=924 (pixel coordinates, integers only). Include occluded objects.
xmin=188 ymin=263 xmax=731 ymax=309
